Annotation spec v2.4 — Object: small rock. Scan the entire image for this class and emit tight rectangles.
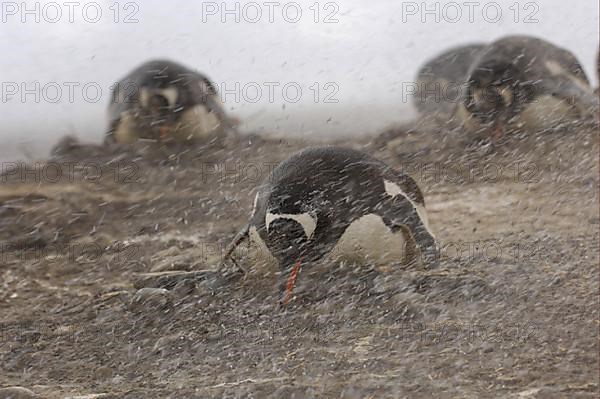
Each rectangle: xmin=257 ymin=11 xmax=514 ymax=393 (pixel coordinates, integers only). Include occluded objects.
xmin=371 ymin=275 xmax=395 ymax=294
xmin=202 ymin=323 xmax=222 ymax=341
xmin=95 ymin=366 xmax=113 ymax=380
xmin=111 ymin=375 xmax=125 ymax=385
xmin=150 ymin=250 xmax=193 ymax=272
xmin=152 ymin=333 xmax=190 ymax=354
xmin=98 ymin=290 xmax=131 ymax=304
xmin=64 ymin=394 xmax=112 ymax=399
xmin=172 ymin=279 xmax=197 ymax=298
xmin=133 ymin=271 xmax=213 ymax=290
xmin=515 ymin=388 xmax=542 ymax=398
xmin=353 ymin=336 xmax=373 ymax=355
xmin=0 ymin=387 xmax=39 ymax=399
xmin=129 ymin=288 xmax=172 ymax=311
xmin=549 ymin=275 xmax=561 ymax=286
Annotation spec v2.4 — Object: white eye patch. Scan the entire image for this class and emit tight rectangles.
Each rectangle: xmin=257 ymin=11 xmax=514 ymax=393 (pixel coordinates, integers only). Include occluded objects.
xmin=384 ymin=180 xmax=403 ymax=197
xmin=160 ymin=87 xmax=178 ymax=107
xmin=265 ymin=212 xmax=317 ymax=239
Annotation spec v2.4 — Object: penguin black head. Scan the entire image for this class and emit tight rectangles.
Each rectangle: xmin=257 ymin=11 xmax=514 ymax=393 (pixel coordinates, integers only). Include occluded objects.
xmin=465 ymin=59 xmax=532 ymax=137
xmin=266 ymin=217 xmax=309 ymax=263
xmin=148 ymin=92 xmax=171 ymax=111
xmin=137 ymin=87 xmax=179 ymax=139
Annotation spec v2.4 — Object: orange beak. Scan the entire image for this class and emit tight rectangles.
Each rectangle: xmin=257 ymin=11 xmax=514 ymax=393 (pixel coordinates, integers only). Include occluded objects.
xmin=283 ymin=258 xmax=303 ymax=305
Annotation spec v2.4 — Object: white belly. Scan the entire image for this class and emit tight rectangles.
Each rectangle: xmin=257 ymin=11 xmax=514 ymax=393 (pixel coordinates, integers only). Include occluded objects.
xmin=454 ymin=103 xmax=482 ymax=132
xmin=112 ymin=112 xmax=140 ymax=144
xmin=247 ymin=214 xmax=413 ymax=271
xmin=112 ymin=104 xmax=223 ymax=143
xmin=455 ymin=97 xmax=579 ymax=134
xmin=326 ymin=214 xmax=411 ymax=267
xmin=172 ymin=104 xmax=222 ymax=141
xmin=518 ymin=95 xmax=579 ymax=131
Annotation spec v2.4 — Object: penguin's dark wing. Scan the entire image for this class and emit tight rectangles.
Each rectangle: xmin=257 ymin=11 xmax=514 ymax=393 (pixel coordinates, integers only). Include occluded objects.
xmin=104 ymin=71 xmax=142 ymax=144
xmin=198 ymin=74 xmax=219 ymax=97
xmin=502 ymin=37 xmax=591 ymax=86
xmin=538 ymin=46 xmax=599 ymax=116
xmin=183 ymin=70 xmax=218 ymax=104
xmin=374 ymin=165 xmax=438 ymax=267
xmin=186 ymin=72 xmax=238 ymax=131
xmin=373 ymin=185 xmax=438 ymax=269
xmin=544 ymin=76 xmax=599 ymax=117
xmin=551 ymin=46 xmax=591 ymax=84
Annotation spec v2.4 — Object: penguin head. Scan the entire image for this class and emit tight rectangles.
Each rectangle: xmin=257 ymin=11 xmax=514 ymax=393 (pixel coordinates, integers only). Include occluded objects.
xmin=137 ymin=86 xmax=180 ymax=139
xmin=465 ymin=60 xmax=531 ymax=132
xmin=131 ymin=60 xmax=219 ymax=140
xmin=266 ymin=217 xmax=309 ymax=263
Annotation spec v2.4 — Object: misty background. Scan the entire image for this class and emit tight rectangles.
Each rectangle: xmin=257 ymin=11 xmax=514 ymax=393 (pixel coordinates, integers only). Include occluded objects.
xmin=0 ymin=0 xmax=598 ymax=162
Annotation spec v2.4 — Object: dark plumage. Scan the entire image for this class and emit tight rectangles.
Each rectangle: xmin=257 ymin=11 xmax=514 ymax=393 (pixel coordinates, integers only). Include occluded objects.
xmin=414 ymin=43 xmax=486 ymax=118
xmin=414 ymin=35 xmax=599 ymax=139
xmin=224 ymin=146 xmax=438 ymax=304
xmin=106 ymin=59 xmax=236 ymax=144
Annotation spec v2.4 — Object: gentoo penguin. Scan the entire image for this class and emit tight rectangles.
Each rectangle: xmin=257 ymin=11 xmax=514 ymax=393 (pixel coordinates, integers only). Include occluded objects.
xmin=454 ymin=35 xmax=599 ymax=139
xmin=222 ymin=147 xmax=439 ymax=305
xmin=106 ymin=59 xmax=237 ymax=144
xmin=414 ymin=43 xmax=486 ymax=119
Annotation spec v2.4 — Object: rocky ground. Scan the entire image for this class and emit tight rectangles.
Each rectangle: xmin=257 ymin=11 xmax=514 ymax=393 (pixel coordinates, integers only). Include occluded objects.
xmin=0 ymin=121 xmax=598 ymax=398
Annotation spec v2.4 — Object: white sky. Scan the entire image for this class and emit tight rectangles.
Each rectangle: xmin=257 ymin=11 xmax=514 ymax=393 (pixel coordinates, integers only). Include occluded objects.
xmin=0 ymin=0 xmax=598 ymax=160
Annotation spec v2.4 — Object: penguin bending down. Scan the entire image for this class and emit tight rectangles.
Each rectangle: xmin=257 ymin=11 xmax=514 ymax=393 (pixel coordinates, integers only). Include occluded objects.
xmin=456 ymin=35 xmax=599 ymax=139
xmin=105 ymin=59 xmax=237 ymax=144
xmin=222 ymin=146 xmax=439 ymax=305
xmin=414 ymin=43 xmax=486 ymax=120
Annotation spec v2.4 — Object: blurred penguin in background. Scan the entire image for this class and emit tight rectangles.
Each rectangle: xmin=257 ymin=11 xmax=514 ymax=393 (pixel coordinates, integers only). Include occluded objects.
xmin=106 ymin=59 xmax=238 ymax=145
xmin=414 ymin=36 xmax=598 ymax=141
xmin=456 ymin=35 xmax=598 ymax=139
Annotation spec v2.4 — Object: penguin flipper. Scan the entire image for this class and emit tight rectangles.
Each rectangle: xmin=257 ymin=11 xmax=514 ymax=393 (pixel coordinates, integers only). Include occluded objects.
xmin=103 ymin=126 xmax=117 ymax=145
xmin=377 ymin=196 xmax=439 ymax=269
xmin=542 ymin=77 xmax=599 ymax=118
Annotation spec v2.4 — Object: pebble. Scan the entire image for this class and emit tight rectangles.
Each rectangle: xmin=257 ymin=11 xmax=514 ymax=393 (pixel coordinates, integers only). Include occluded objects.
xmin=95 ymin=366 xmax=114 ymax=380
xmin=172 ymin=278 xmax=197 ymax=298
xmin=203 ymin=323 xmax=222 ymax=341
xmin=64 ymin=394 xmax=112 ymax=399
xmin=133 ymin=271 xmax=212 ymax=290
xmin=0 ymin=387 xmax=38 ymax=399
xmin=129 ymin=288 xmax=172 ymax=311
